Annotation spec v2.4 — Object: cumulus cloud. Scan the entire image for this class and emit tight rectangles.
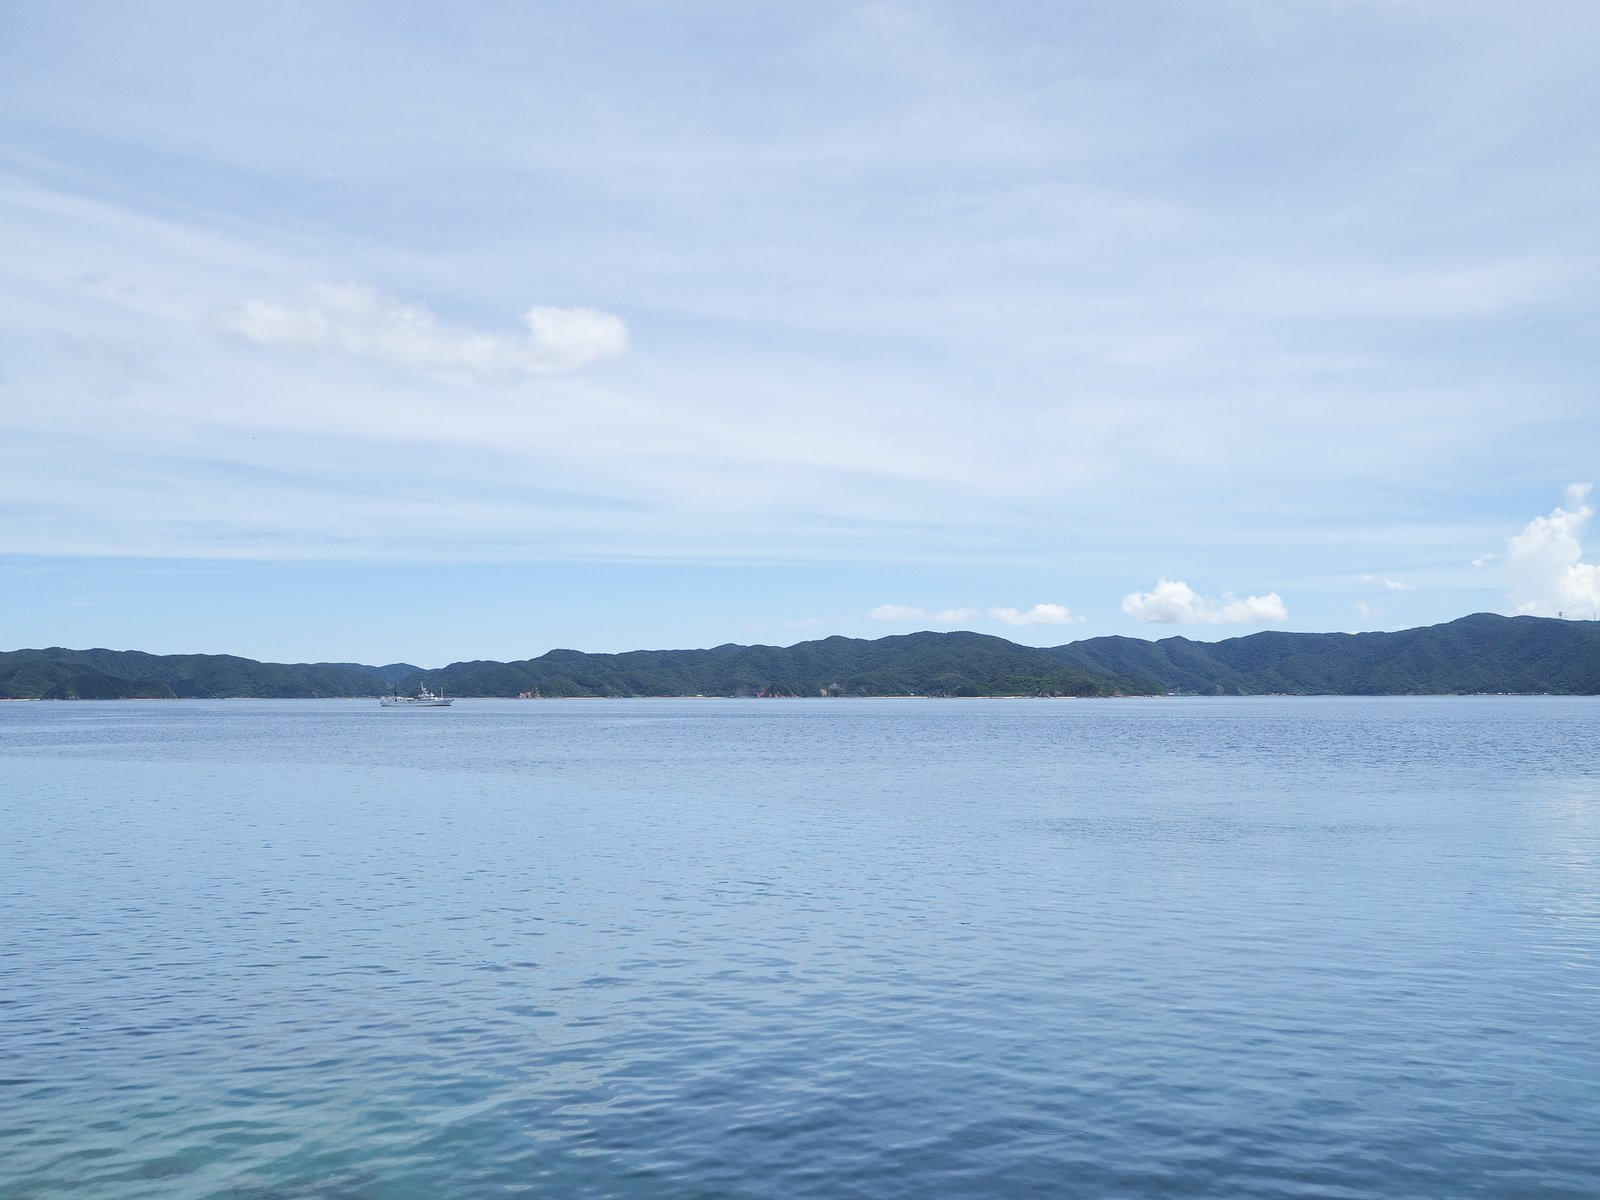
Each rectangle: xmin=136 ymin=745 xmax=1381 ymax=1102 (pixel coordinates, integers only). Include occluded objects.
xmin=869 ymin=603 xmax=979 ymax=625
xmin=988 ymin=603 xmax=1077 ymax=626
xmin=212 ymin=283 xmax=627 ymax=376
xmin=1121 ymin=578 xmax=1288 ymax=625
xmin=1507 ymin=484 xmax=1600 ymax=617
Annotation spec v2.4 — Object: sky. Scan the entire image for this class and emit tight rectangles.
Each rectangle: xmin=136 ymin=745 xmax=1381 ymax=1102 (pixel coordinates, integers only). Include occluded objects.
xmin=3 ymin=1 xmax=1599 ymax=666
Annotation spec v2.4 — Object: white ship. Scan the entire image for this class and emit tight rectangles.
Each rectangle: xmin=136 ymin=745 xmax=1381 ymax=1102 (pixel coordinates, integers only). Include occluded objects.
xmin=380 ymin=685 xmax=453 ymax=707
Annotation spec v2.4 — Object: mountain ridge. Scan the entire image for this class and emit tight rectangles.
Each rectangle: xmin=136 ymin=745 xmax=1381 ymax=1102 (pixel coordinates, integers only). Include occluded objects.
xmin=7 ymin=614 xmax=1598 ymax=699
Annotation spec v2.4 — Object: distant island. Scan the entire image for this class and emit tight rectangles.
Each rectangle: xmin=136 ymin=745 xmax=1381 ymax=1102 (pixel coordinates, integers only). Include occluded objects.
xmin=5 ymin=614 xmax=1600 ymax=700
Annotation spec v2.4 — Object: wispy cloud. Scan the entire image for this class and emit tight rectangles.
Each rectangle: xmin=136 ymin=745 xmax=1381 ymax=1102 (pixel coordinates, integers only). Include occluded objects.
xmin=213 ymin=284 xmax=627 ymax=377
xmin=1121 ymin=579 xmax=1287 ymax=625
xmin=1360 ymin=575 xmax=1414 ymax=591
xmin=869 ymin=604 xmax=979 ymax=625
xmin=988 ymin=603 xmax=1076 ymax=626
xmin=3 ymin=2 xmax=1598 ymax=645
xmin=868 ymin=602 xmax=1077 ymax=628
xmin=1507 ymin=484 xmax=1600 ymax=616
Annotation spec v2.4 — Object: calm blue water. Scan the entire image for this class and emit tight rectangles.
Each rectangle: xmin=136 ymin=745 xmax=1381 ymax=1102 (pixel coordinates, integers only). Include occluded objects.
xmin=3 ymin=697 xmax=1598 ymax=1199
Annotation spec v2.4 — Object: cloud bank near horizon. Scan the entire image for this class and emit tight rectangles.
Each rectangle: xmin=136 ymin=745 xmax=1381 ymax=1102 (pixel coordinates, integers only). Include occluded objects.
xmin=988 ymin=604 xmax=1077 ymax=626
xmin=869 ymin=604 xmax=980 ymax=626
xmin=1121 ymin=579 xmax=1288 ymax=625
xmin=867 ymin=602 xmax=1078 ymax=628
xmin=213 ymin=284 xmax=628 ymax=377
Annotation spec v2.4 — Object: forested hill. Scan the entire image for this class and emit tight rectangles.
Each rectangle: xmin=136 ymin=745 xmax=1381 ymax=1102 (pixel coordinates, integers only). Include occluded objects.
xmin=0 ymin=648 xmax=417 ymax=700
xmin=0 ymin=635 xmax=1127 ymax=699
xmin=1050 ymin=613 xmax=1600 ymax=695
xmin=409 ymin=614 xmax=1600 ymax=697
xmin=5 ymin=614 xmax=1600 ymax=699
xmin=414 ymin=631 xmax=1126 ymax=698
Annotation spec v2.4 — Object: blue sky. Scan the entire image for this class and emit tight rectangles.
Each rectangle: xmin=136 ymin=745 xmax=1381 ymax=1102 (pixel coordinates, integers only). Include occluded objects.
xmin=3 ymin=2 xmax=1599 ymax=666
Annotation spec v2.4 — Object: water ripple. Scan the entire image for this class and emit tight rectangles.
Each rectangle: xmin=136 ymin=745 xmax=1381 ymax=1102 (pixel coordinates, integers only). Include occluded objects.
xmin=3 ymin=697 xmax=1599 ymax=1198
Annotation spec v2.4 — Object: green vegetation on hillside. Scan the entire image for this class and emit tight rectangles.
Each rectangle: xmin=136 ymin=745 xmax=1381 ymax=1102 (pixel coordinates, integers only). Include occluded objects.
xmin=1051 ymin=613 xmax=1600 ymax=695
xmin=410 ymin=632 xmax=1129 ymax=699
xmin=5 ymin=615 xmax=1599 ymax=700
xmin=0 ymin=648 xmax=417 ymax=700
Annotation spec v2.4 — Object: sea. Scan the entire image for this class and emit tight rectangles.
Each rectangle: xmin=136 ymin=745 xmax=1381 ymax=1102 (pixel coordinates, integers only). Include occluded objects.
xmin=3 ymin=697 xmax=1597 ymax=1199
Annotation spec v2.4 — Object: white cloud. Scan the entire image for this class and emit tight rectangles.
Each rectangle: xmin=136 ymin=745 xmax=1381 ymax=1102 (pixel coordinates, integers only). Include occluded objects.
xmin=988 ymin=603 xmax=1077 ymax=626
xmin=873 ymin=603 xmax=1076 ymax=628
xmin=6 ymin=5 xmax=1600 ymax=586
xmin=1121 ymin=578 xmax=1288 ymax=625
xmin=869 ymin=604 xmax=922 ymax=621
xmin=869 ymin=603 xmax=979 ymax=625
xmin=1355 ymin=601 xmax=1376 ymax=619
xmin=1358 ymin=574 xmax=1413 ymax=591
xmin=212 ymin=283 xmax=627 ymax=376
xmin=1472 ymin=555 xmax=1493 ymax=568
xmin=1507 ymin=484 xmax=1600 ymax=616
